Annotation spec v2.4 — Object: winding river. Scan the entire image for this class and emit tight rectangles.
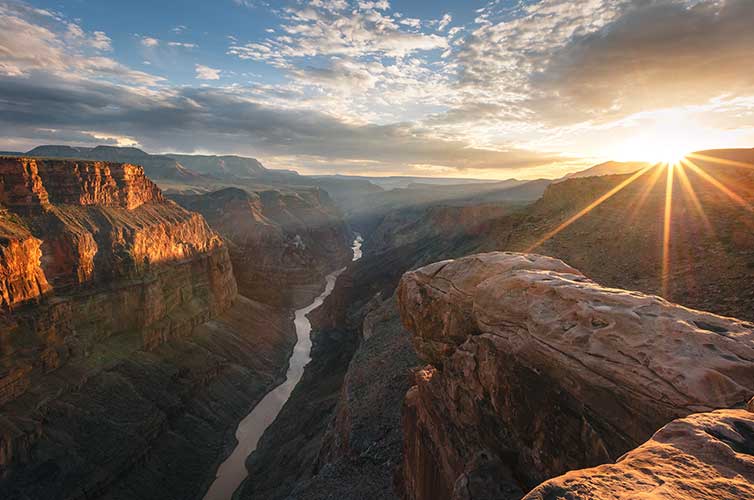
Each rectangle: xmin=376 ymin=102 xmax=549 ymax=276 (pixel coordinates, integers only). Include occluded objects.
xmin=204 ymin=237 xmax=363 ymax=500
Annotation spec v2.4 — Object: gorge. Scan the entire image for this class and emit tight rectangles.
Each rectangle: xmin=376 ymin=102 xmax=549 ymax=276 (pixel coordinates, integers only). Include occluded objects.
xmin=1 ymin=148 xmax=753 ymax=500
xmin=3 ymin=1 xmax=754 ymax=497
xmin=205 ymin=238 xmax=362 ymax=500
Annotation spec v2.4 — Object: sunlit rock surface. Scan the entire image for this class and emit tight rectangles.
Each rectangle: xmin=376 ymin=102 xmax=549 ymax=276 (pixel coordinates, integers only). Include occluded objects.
xmin=398 ymin=252 xmax=754 ymax=500
xmin=524 ymin=409 xmax=754 ymax=500
xmin=0 ymin=158 xmax=258 ymax=499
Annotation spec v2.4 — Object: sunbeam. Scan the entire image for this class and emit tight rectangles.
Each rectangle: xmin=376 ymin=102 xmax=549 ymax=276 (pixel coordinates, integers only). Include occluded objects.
xmin=687 ymin=152 xmax=754 ymax=170
xmin=525 ymin=164 xmax=655 ymax=252
xmin=681 ymin=158 xmax=754 ymax=212
xmin=661 ymin=162 xmax=676 ymax=298
xmin=626 ymin=163 xmax=665 ymax=224
xmin=675 ymin=162 xmax=713 ymax=234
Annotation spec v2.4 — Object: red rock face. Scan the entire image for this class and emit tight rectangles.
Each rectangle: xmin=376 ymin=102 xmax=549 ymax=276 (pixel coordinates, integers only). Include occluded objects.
xmin=0 ymin=158 xmax=50 ymax=210
xmin=397 ymin=252 xmax=754 ymax=500
xmin=524 ymin=409 xmax=754 ymax=500
xmin=0 ymin=158 xmax=237 ymax=412
xmin=0 ymin=157 xmax=163 ymax=212
xmin=0 ymin=220 xmax=51 ymax=310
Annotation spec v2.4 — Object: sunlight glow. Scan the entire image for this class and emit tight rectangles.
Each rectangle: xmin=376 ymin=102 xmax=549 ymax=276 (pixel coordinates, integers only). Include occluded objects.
xmin=617 ymin=134 xmax=692 ymax=165
xmin=682 ymin=158 xmax=754 ymax=212
xmin=687 ymin=152 xmax=754 ymax=170
xmin=661 ymin=163 xmax=675 ymax=298
xmin=525 ymin=164 xmax=655 ymax=252
xmin=675 ymin=163 xmax=713 ymax=234
xmin=612 ymin=112 xmax=708 ymax=165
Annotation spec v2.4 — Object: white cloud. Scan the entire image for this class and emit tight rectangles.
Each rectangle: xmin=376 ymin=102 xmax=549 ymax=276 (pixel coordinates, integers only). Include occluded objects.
xmin=140 ymin=36 xmax=159 ymax=47
xmin=195 ymin=64 xmax=221 ymax=80
xmin=90 ymin=31 xmax=112 ymax=51
xmin=438 ymin=13 xmax=452 ymax=31
xmin=358 ymin=1 xmax=390 ymax=11
xmin=168 ymin=41 xmax=197 ymax=48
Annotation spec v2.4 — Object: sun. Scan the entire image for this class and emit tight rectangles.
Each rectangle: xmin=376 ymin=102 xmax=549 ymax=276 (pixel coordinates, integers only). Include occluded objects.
xmin=617 ymin=130 xmax=694 ymax=165
xmin=647 ymin=141 xmax=690 ymax=165
xmin=609 ymin=110 xmax=710 ymax=165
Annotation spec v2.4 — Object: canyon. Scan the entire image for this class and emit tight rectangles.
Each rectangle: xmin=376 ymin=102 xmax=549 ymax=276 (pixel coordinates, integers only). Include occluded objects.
xmin=1 ymin=148 xmax=753 ymax=500
xmin=0 ymin=156 xmax=353 ymax=499
xmin=230 ymin=149 xmax=754 ymax=500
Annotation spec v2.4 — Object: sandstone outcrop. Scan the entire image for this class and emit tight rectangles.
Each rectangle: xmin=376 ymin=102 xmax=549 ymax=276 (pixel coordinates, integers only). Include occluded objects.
xmin=397 ymin=252 xmax=754 ymax=500
xmin=524 ymin=409 xmax=754 ymax=500
xmin=172 ymin=187 xmax=351 ymax=309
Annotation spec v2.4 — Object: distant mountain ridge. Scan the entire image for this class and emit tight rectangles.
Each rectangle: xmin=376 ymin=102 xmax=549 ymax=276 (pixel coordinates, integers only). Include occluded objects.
xmin=561 ymin=160 xmax=652 ymax=181
xmin=166 ymin=153 xmax=291 ymax=179
xmin=19 ymin=145 xmax=385 ymax=206
xmin=26 ymin=145 xmax=201 ymax=181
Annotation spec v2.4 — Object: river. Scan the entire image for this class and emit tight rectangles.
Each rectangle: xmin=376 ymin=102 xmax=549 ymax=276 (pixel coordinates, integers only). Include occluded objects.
xmin=203 ymin=237 xmax=362 ymax=500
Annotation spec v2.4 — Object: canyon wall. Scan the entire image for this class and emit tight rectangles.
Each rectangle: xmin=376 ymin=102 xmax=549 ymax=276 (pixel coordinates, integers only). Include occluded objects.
xmin=171 ymin=187 xmax=352 ymax=309
xmin=236 ymin=229 xmax=483 ymax=500
xmin=484 ymin=157 xmax=754 ymax=322
xmin=0 ymin=157 xmax=284 ymax=499
xmin=397 ymin=252 xmax=754 ymax=500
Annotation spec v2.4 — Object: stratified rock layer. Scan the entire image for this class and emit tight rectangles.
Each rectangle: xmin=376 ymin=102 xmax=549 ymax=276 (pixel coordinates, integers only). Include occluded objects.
xmin=0 ymin=157 xmax=238 ymax=477
xmin=397 ymin=252 xmax=754 ymax=500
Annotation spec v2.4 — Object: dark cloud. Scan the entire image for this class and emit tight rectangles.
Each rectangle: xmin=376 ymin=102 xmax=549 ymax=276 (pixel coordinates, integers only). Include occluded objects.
xmin=529 ymin=0 xmax=754 ymax=123
xmin=0 ymin=71 xmax=565 ymax=171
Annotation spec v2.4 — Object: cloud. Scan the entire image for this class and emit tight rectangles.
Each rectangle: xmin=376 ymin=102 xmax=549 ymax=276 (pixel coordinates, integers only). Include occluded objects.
xmin=3 ymin=0 xmax=754 ymax=178
xmin=0 ymin=69 xmax=565 ymax=174
xmin=140 ymin=36 xmax=159 ymax=47
xmin=437 ymin=13 xmax=452 ymax=31
xmin=438 ymin=0 xmax=754 ymax=129
xmin=0 ymin=8 xmax=67 ymax=75
xmin=232 ymin=0 xmax=270 ymax=8
xmin=225 ymin=0 xmax=452 ymax=125
xmin=228 ymin=3 xmax=447 ymax=61
xmin=358 ymin=1 xmax=389 ymax=11
xmin=168 ymin=41 xmax=197 ymax=48
xmin=528 ymin=0 xmax=754 ymax=123
xmin=0 ymin=3 xmax=160 ymax=85
xmin=195 ymin=64 xmax=221 ymax=80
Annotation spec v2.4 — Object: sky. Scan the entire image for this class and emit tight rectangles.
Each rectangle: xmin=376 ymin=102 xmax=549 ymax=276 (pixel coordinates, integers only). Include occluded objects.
xmin=1 ymin=0 xmax=753 ymax=179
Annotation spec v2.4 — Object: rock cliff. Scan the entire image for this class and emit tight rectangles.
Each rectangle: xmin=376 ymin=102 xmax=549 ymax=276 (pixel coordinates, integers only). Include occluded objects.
xmin=397 ymin=252 xmax=754 ymax=500
xmin=524 ymin=408 xmax=754 ymax=500
xmin=171 ymin=187 xmax=352 ymax=309
xmin=0 ymin=157 xmax=269 ymax=499
xmin=236 ymin=234 xmax=472 ymax=500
